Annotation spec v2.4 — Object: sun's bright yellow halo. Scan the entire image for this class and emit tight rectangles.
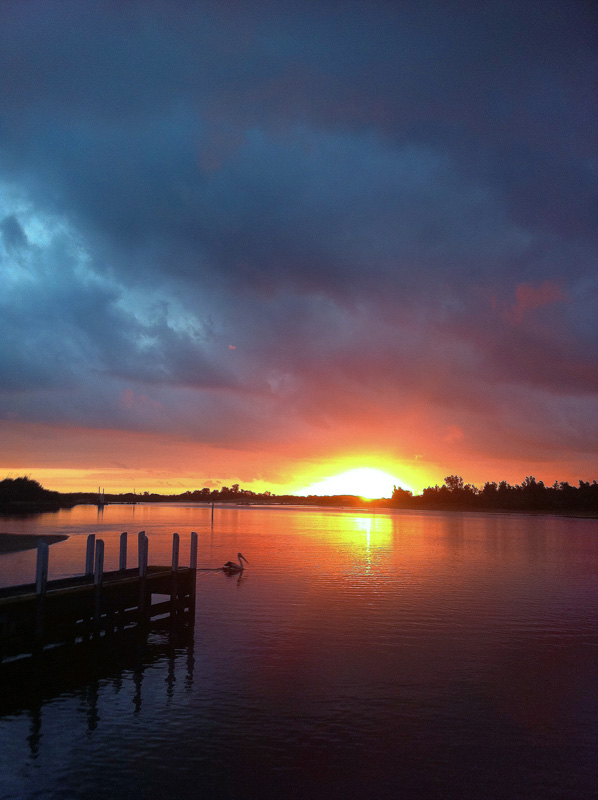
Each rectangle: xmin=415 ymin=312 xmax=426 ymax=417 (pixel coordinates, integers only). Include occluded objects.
xmin=297 ymin=468 xmax=410 ymax=499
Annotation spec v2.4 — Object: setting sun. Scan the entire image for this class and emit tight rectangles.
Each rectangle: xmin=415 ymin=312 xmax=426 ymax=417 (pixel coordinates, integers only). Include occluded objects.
xmin=296 ymin=468 xmax=411 ymax=499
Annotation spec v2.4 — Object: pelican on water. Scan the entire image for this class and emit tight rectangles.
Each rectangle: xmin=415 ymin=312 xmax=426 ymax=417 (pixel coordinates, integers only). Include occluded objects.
xmin=222 ymin=553 xmax=248 ymax=572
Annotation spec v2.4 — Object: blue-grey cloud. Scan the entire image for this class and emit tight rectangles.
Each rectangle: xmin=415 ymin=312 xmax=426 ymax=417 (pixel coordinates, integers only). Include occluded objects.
xmin=0 ymin=0 xmax=596 ymax=473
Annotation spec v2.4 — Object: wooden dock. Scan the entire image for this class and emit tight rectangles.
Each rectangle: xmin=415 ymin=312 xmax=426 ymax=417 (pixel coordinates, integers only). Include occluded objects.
xmin=0 ymin=531 xmax=198 ymax=663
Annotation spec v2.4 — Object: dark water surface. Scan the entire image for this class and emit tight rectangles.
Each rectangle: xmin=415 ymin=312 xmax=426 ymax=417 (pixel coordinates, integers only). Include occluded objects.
xmin=0 ymin=504 xmax=596 ymax=799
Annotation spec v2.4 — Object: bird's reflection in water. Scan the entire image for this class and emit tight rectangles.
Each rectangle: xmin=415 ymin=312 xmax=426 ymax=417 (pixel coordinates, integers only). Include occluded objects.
xmin=223 ymin=569 xmax=247 ymax=586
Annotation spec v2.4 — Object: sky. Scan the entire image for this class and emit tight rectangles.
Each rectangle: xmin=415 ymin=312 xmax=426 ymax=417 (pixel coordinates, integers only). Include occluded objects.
xmin=0 ymin=0 xmax=597 ymax=496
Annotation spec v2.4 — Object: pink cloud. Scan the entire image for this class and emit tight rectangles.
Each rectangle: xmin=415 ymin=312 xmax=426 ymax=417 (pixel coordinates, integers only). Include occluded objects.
xmin=443 ymin=425 xmax=465 ymax=445
xmin=505 ymin=281 xmax=566 ymax=325
xmin=120 ymin=389 xmax=163 ymax=413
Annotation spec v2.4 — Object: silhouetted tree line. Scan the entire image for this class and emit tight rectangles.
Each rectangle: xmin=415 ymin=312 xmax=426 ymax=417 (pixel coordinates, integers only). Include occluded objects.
xmin=0 ymin=479 xmax=368 ymax=509
xmin=0 ymin=477 xmax=68 ymax=513
xmin=2 ymin=474 xmax=597 ymax=516
xmin=389 ymin=475 xmax=598 ymax=513
xmin=117 ymin=484 xmax=368 ymax=508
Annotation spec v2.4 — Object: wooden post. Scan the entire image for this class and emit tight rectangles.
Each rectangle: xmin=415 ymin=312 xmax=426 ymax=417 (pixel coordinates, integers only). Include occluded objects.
xmin=211 ymin=501 xmax=214 ymax=526
xmin=190 ymin=531 xmax=198 ymax=570
xmin=138 ymin=531 xmax=147 ymax=577
xmin=36 ymin=541 xmax=49 ymax=596
xmin=85 ymin=534 xmax=95 ymax=576
xmin=119 ymin=532 xmax=128 ymax=571
xmin=190 ymin=531 xmax=198 ymax=607
xmin=94 ymin=539 xmax=104 ymax=584
xmin=112 ymin=532 xmax=127 ymax=629
xmin=171 ymin=533 xmax=179 ymax=617
xmin=139 ymin=533 xmax=148 ymax=620
xmin=172 ymin=532 xmax=180 ymax=572
xmin=34 ymin=542 xmax=49 ymax=652
xmin=94 ymin=539 xmax=104 ymax=628
xmin=141 ymin=534 xmax=148 ymax=576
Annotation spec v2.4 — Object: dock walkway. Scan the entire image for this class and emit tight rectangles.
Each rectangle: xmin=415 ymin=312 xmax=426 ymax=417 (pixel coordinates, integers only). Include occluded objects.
xmin=0 ymin=531 xmax=198 ymax=662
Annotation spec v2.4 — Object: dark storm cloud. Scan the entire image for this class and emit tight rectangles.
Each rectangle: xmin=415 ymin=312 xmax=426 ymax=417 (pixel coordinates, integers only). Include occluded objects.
xmin=0 ymin=0 xmax=596 ymax=465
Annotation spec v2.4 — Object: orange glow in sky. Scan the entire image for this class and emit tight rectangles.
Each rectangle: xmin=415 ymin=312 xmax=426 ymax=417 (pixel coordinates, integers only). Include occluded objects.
xmin=0 ymin=420 xmax=594 ymax=499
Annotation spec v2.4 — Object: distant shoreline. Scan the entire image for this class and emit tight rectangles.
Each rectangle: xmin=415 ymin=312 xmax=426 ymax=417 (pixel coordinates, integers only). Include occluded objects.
xmin=2 ymin=501 xmax=595 ymax=521
xmin=1 ymin=476 xmax=597 ymax=518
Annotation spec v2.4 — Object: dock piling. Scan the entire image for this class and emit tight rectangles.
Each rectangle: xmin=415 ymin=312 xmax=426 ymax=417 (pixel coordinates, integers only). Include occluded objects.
xmin=35 ymin=542 xmax=49 ymax=596
xmin=94 ymin=540 xmax=104 ymax=585
xmin=138 ymin=533 xmax=148 ymax=618
xmin=34 ymin=542 xmax=49 ymax=651
xmin=170 ymin=533 xmax=180 ymax=616
xmin=171 ymin=533 xmax=180 ymax=616
xmin=85 ymin=535 xmax=96 ymax=576
xmin=190 ymin=532 xmax=198 ymax=606
xmin=190 ymin=532 xmax=198 ymax=570
xmin=94 ymin=540 xmax=105 ymax=627
xmin=171 ymin=533 xmax=179 ymax=572
xmin=138 ymin=532 xmax=147 ymax=576
xmin=119 ymin=532 xmax=127 ymax=571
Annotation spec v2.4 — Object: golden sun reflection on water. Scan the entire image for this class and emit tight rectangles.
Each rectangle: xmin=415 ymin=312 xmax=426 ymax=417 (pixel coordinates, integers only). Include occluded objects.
xmin=348 ymin=514 xmax=393 ymax=549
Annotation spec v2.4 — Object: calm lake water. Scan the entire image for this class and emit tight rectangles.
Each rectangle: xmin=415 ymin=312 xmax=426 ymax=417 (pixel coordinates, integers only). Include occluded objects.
xmin=0 ymin=504 xmax=596 ymax=800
